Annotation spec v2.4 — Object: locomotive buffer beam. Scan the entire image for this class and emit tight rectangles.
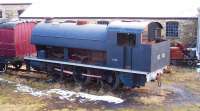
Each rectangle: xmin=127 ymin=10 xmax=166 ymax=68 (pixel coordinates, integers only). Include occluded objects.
xmin=24 ymin=57 xmax=148 ymax=75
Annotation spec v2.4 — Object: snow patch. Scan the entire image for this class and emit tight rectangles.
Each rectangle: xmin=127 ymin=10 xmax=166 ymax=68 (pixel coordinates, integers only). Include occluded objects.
xmin=0 ymin=77 xmax=124 ymax=104
xmin=78 ymin=92 xmax=124 ymax=104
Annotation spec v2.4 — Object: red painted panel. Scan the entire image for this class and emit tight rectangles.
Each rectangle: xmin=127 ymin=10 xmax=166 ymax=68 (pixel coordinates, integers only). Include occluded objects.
xmin=0 ymin=22 xmax=36 ymax=58
xmin=0 ymin=28 xmax=15 ymax=57
xmin=170 ymin=47 xmax=184 ymax=60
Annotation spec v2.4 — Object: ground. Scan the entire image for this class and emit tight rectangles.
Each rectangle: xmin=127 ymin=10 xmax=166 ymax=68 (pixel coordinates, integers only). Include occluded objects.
xmin=0 ymin=66 xmax=200 ymax=111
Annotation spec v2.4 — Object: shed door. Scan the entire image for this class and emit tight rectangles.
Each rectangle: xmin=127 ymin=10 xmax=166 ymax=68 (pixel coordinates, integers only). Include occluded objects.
xmin=117 ymin=33 xmax=136 ymax=69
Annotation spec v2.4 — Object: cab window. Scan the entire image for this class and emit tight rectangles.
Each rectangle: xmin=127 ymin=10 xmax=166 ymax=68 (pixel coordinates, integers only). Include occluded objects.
xmin=117 ymin=33 xmax=136 ymax=47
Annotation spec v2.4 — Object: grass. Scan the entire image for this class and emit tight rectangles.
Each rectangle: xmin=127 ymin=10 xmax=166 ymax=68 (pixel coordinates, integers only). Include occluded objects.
xmin=162 ymin=66 xmax=200 ymax=94
xmin=112 ymin=66 xmax=200 ymax=111
xmin=162 ymin=66 xmax=196 ymax=83
xmin=107 ymin=103 xmax=200 ymax=111
xmin=162 ymin=67 xmax=199 ymax=90
xmin=1 ymin=73 xmax=50 ymax=90
xmin=169 ymin=103 xmax=200 ymax=111
xmin=135 ymin=96 xmax=165 ymax=105
xmin=0 ymin=86 xmax=46 ymax=111
xmin=0 ymin=66 xmax=200 ymax=111
xmin=51 ymin=108 xmax=89 ymax=111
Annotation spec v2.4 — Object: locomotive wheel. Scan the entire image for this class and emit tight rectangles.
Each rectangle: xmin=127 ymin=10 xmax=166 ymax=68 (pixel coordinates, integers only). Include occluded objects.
xmin=13 ymin=62 xmax=22 ymax=70
xmin=96 ymin=79 xmax=104 ymax=91
xmin=73 ymin=70 xmax=81 ymax=83
xmin=83 ymin=76 xmax=91 ymax=85
xmin=0 ymin=63 xmax=7 ymax=73
xmin=107 ymin=72 xmax=120 ymax=90
xmin=187 ymin=60 xmax=196 ymax=66
xmin=72 ymin=69 xmax=91 ymax=86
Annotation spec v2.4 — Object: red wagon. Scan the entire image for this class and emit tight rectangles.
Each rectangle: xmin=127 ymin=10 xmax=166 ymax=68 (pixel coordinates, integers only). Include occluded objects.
xmin=0 ymin=21 xmax=36 ymax=71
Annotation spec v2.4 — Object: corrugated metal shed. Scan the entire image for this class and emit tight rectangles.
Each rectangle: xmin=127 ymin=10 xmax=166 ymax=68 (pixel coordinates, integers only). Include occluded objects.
xmin=20 ymin=0 xmax=200 ymax=19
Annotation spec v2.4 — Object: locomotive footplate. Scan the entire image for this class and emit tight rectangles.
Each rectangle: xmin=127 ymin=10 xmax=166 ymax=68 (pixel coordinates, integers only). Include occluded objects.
xmin=24 ymin=57 xmax=148 ymax=75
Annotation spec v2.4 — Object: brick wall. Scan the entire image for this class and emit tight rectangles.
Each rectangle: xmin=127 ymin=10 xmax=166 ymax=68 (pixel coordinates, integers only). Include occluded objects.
xmin=155 ymin=19 xmax=197 ymax=47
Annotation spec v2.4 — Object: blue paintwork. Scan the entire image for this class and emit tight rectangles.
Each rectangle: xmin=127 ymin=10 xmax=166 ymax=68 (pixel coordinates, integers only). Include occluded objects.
xmin=31 ymin=21 xmax=147 ymax=51
xmin=32 ymin=23 xmax=108 ymax=51
xmin=31 ymin=21 xmax=170 ymax=88
xmin=30 ymin=50 xmax=46 ymax=70
xmin=108 ymin=21 xmax=148 ymax=33
xmin=119 ymin=73 xmax=135 ymax=87
xmin=119 ymin=73 xmax=146 ymax=87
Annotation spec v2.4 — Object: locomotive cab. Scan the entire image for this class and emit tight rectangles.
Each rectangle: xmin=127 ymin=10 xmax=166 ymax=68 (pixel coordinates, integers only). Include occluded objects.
xmin=107 ymin=21 xmax=169 ymax=87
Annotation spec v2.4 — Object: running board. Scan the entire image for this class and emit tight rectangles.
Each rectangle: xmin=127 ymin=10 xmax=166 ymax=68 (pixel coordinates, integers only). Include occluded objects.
xmin=24 ymin=57 xmax=148 ymax=75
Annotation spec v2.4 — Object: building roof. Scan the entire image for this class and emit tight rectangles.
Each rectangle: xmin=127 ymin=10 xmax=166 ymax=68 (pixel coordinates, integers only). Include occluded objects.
xmin=20 ymin=0 xmax=200 ymax=19
xmin=0 ymin=0 xmax=33 ymax=5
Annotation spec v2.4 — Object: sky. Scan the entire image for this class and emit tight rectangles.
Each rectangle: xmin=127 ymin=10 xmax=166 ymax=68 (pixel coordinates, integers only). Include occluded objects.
xmin=20 ymin=0 xmax=200 ymax=18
